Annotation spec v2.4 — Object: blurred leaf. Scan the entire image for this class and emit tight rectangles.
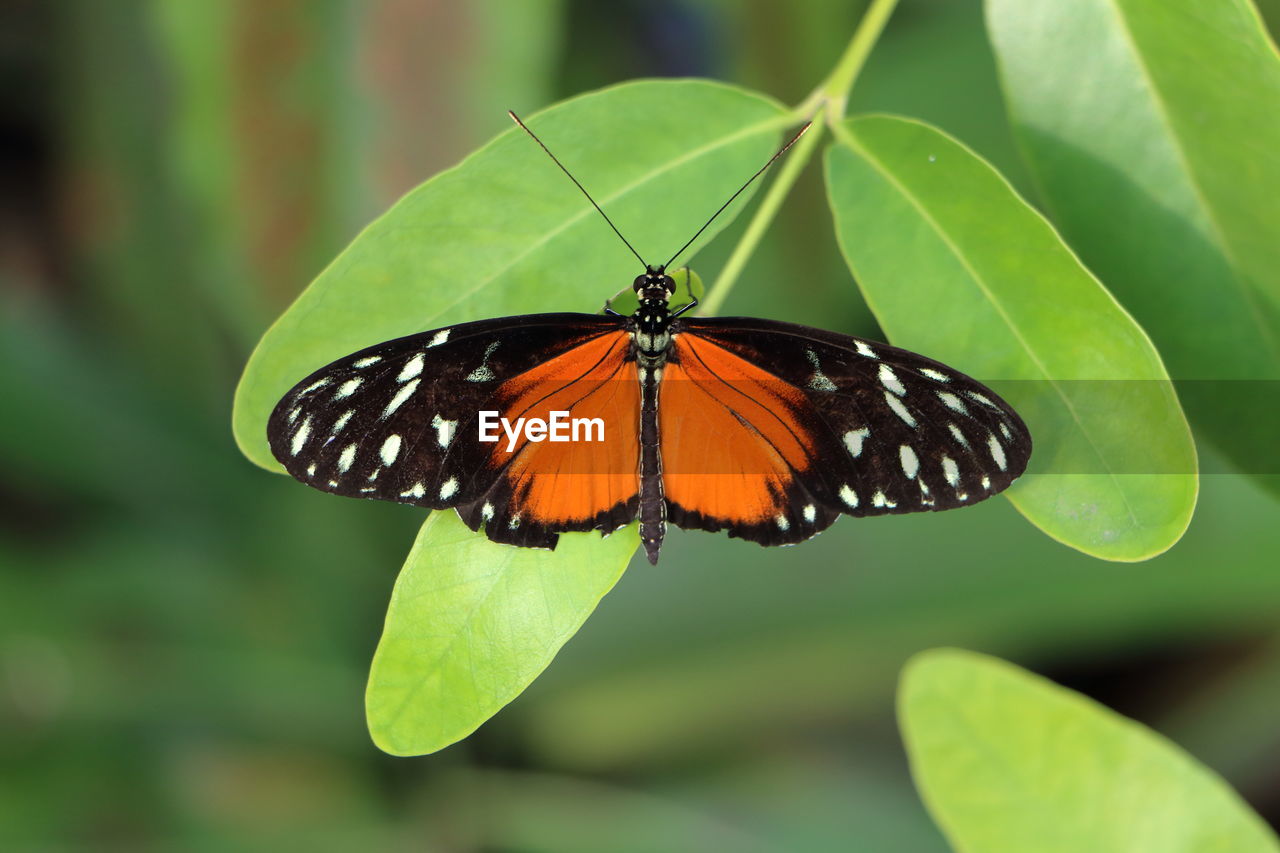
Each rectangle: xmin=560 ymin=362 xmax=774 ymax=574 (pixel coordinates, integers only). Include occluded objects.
xmin=824 ymin=115 xmax=1197 ymax=561
xmin=61 ymin=1 xmax=227 ymax=413
xmin=365 ymin=512 xmax=637 ymax=756
xmin=520 ymin=462 xmax=1280 ymax=770
xmin=458 ymin=769 xmax=777 ymax=853
xmin=234 ymin=80 xmax=789 ymax=470
xmin=986 ymin=0 xmax=1280 ymax=495
xmin=1163 ymin=636 xmax=1280 ymax=794
xmin=465 ymin=0 xmax=566 ymax=141
xmin=900 ymin=649 xmax=1280 ymax=853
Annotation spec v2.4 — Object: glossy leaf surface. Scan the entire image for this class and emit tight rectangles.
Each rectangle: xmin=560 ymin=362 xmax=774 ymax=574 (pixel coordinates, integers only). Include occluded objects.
xmin=825 ymin=115 xmax=1197 ymax=560
xmin=234 ymin=80 xmax=788 ymax=470
xmin=987 ymin=0 xmax=1280 ymax=493
xmin=367 ymin=512 xmax=637 ymax=755
xmin=900 ymin=649 xmax=1280 ymax=853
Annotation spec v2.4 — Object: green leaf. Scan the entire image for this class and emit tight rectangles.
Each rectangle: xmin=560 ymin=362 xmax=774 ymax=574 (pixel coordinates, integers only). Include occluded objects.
xmin=233 ymin=79 xmax=788 ymax=470
xmin=824 ymin=115 xmax=1197 ymax=561
xmin=986 ymin=0 xmax=1280 ymax=494
xmin=900 ymin=649 xmax=1280 ymax=853
xmin=366 ymin=512 xmax=637 ymax=756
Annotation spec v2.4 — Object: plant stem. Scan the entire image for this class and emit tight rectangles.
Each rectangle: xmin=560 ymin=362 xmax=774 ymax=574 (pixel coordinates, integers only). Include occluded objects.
xmin=699 ymin=120 xmax=823 ymax=316
xmin=819 ymin=0 xmax=899 ymax=123
xmin=702 ymin=0 xmax=899 ymax=316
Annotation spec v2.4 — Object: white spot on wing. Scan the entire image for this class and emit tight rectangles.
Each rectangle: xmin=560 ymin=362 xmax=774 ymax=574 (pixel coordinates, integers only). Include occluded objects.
xmin=439 ymin=477 xmax=459 ymax=500
xmin=337 ymin=443 xmax=357 ymax=473
xmin=899 ymin=445 xmax=919 ymax=479
xmin=872 ymin=490 xmax=896 ymax=508
xmin=330 ymin=409 xmax=354 ymax=435
xmin=968 ymin=391 xmax=999 ymax=409
xmin=806 ymin=350 xmax=838 ymax=392
xmin=948 ymin=422 xmax=970 ymax=449
xmin=879 ymin=363 xmax=906 ymax=396
xmin=306 ymin=463 xmax=316 ymax=477
xmin=920 ymin=368 xmax=950 ymax=382
xmin=334 ymin=377 xmax=362 ymax=399
xmin=981 ymin=475 xmax=992 ymax=490
xmin=1000 ymin=421 xmax=1012 ymax=440
xmin=287 ymin=407 xmax=300 ymax=425
xmin=942 ymin=456 xmax=960 ymax=486
xmin=854 ymin=341 xmax=878 ymax=359
xmin=481 ymin=502 xmax=494 ymax=522
xmin=431 ymin=413 xmax=457 ymax=448
xmin=466 ymin=342 xmax=500 ymax=382
xmin=840 ymin=485 xmax=859 ymax=508
xmin=885 ymin=392 xmax=917 ymax=427
xmin=380 ymin=434 xmax=402 ymax=466
xmin=353 ymin=356 xmax=381 ymax=368
xmin=937 ymin=392 xmax=968 ymax=416
xmin=398 ymin=353 xmax=425 ymax=382
xmin=775 ymin=514 xmax=790 ymax=531
xmin=988 ymin=434 xmax=1008 ymax=471
xmin=290 ymin=416 xmax=313 ymax=456
xmin=803 ymin=504 xmax=816 ymax=523
xmin=299 ymin=378 xmax=330 ymax=395
xmin=400 ymin=482 xmax=425 ymax=499
xmin=428 ymin=329 xmax=450 ymax=347
xmin=383 ymin=378 xmax=420 ymax=418
xmin=844 ymin=427 xmax=871 ymax=457
xmin=509 ymin=514 xmax=521 ymax=529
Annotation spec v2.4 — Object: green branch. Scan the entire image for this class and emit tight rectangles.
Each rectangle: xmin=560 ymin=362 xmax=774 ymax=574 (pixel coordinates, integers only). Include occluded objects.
xmin=701 ymin=0 xmax=900 ymax=316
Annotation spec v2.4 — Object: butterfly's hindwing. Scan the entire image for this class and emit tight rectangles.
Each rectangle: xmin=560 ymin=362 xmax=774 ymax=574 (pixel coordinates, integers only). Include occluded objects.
xmin=662 ymin=317 xmax=1031 ymax=541
xmin=266 ymin=314 xmax=634 ymax=546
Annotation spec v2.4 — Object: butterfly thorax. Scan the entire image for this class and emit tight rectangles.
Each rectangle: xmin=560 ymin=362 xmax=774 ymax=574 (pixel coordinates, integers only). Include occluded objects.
xmin=629 ymin=267 xmax=676 ymax=365
xmin=630 ymin=298 xmax=673 ymax=364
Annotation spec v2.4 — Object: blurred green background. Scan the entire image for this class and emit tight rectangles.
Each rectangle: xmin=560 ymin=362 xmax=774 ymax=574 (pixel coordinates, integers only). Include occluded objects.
xmin=3 ymin=0 xmax=1279 ymax=848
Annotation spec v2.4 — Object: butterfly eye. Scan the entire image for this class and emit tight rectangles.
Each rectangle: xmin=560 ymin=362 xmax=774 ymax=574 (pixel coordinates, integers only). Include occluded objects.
xmin=660 ymin=275 xmax=676 ymax=292
xmin=632 ymin=274 xmax=650 ymax=292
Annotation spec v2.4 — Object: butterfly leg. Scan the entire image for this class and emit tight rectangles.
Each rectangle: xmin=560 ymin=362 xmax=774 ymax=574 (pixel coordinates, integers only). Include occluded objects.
xmin=669 ymin=294 xmax=699 ymax=319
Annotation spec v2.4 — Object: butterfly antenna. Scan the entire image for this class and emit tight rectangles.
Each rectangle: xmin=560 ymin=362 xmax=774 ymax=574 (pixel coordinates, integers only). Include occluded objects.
xmin=662 ymin=120 xmax=813 ymax=271
xmin=508 ymin=110 xmax=648 ymax=269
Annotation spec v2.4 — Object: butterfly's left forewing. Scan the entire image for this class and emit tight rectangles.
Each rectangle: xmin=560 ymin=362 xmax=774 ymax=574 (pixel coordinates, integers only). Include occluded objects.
xmin=662 ymin=317 xmax=1031 ymax=544
xmin=266 ymin=314 xmax=637 ymax=549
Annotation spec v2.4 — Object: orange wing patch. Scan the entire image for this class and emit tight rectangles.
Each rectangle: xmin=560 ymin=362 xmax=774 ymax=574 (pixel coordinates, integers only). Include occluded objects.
xmin=491 ymin=331 xmax=640 ymax=527
xmin=661 ymin=334 xmax=817 ymax=528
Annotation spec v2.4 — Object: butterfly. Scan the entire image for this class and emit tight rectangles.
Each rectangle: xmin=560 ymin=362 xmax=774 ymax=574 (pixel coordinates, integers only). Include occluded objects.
xmin=267 ymin=113 xmax=1031 ymax=564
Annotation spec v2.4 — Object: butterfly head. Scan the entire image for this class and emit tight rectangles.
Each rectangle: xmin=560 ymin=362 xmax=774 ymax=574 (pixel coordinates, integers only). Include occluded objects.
xmin=634 ymin=265 xmax=675 ymax=302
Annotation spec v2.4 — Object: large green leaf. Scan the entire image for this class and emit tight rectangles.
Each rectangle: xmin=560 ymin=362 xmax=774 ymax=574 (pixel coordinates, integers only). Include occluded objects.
xmin=986 ymin=0 xmax=1280 ymax=494
xmin=825 ymin=115 xmax=1196 ymax=561
xmin=233 ymin=79 xmax=788 ymax=470
xmin=367 ymin=512 xmax=636 ymax=756
xmin=900 ymin=649 xmax=1280 ymax=853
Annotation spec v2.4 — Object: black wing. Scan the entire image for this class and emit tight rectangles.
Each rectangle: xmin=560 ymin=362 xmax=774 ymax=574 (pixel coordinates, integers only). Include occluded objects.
xmin=663 ymin=316 xmax=1031 ymax=545
xmin=266 ymin=313 xmax=631 ymax=549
